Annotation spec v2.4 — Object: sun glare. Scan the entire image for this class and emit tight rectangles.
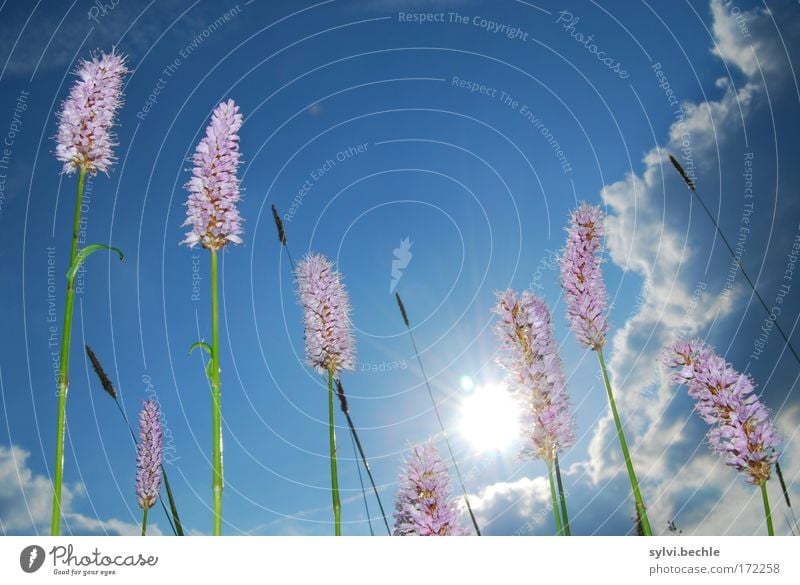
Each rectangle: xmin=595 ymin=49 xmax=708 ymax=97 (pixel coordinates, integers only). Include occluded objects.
xmin=459 ymin=383 xmax=520 ymax=452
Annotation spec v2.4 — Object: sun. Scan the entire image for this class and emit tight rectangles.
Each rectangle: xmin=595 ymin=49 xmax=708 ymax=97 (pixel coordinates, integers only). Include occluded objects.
xmin=458 ymin=382 xmax=520 ymax=452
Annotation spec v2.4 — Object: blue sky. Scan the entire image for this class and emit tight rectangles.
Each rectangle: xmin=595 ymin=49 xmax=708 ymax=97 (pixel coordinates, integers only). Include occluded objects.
xmin=0 ymin=0 xmax=798 ymax=536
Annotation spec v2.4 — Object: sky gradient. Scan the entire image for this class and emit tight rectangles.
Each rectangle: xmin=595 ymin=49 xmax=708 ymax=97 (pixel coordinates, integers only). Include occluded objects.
xmin=0 ymin=0 xmax=799 ymax=536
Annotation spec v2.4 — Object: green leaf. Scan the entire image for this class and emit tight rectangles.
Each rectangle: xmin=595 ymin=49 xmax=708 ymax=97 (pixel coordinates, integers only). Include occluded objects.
xmin=189 ymin=341 xmax=214 ymax=380
xmin=188 ymin=341 xmax=212 ymax=357
xmin=67 ymin=244 xmax=125 ymax=281
xmin=161 ymin=468 xmax=184 ymax=536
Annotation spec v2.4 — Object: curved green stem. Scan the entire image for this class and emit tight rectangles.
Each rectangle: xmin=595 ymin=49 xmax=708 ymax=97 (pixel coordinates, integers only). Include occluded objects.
xmin=554 ymin=454 xmax=571 ymax=536
xmin=141 ymin=507 xmax=148 ymax=537
xmin=210 ymin=249 xmax=223 ymax=536
xmin=597 ymin=348 xmax=652 ymax=536
xmin=547 ymin=460 xmax=564 ymax=536
xmin=50 ymin=166 xmax=86 ymax=536
xmin=328 ymin=368 xmax=341 ymax=535
xmin=761 ymin=481 xmax=774 ymax=536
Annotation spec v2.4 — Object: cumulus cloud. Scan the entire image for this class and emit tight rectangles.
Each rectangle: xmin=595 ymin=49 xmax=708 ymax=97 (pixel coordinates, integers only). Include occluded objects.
xmin=709 ymin=0 xmax=798 ymax=78
xmin=0 ymin=444 xmax=161 ymax=536
xmin=468 ymin=475 xmax=552 ymax=535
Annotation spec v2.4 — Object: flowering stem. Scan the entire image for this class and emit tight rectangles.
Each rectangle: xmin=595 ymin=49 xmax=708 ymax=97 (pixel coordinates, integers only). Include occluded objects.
xmin=597 ymin=348 xmax=652 ymax=536
xmin=328 ymin=368 xmax=341 ymax=535
xmin=50 ymin=165 xmax=86 ymax=536
xmin=141 ymin=507 xmax=148 ymax=537
xmin=210 ymin=249 xmax=223 ymax=536
xmin=761 ymin=481 xmax=774 ymax=536
xmin=554 ymin=454 xmax=571 ymax=536
xmin=547 ymin=461 xmax=564 ymax=536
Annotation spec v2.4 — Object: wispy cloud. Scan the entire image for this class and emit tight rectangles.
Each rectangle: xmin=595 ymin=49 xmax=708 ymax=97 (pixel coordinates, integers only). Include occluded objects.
xmin=0 ymin=1 xmax=241 ymax=78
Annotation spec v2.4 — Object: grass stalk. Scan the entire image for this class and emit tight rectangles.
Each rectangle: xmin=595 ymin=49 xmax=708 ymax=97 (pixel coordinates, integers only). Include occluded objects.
xmin=395 ymin=292 xmax=482 ymax=535
xmin=337 ymin=380 xmax=391 ymax=535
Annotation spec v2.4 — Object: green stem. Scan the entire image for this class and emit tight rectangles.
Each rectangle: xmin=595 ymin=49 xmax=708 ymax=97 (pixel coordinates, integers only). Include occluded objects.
xmin=210 ymin=249 xmax=223 ymax=536
xmin=547 ymin=460 xmax=564 ymax=536
xmin=554 ymin=454 xmax=571 ymax=536
xmin=50 ymin=166 xmax=86 ymax=536
xmin=597 ymin=348 xmax=652 ymax=536
xmin=761 ymin=481 xmax=774 ymax=536
xmin=141 ymin=507 xmax=148 ymax=537
xmin=328 ymin=368 xmax=341 ymax=536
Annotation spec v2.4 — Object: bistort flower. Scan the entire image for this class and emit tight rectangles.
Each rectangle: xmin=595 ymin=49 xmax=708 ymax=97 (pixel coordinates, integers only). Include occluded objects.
xmin=393 ymin=442 xmax=468 ymax=536
xmin=295 ymin=253 xmax=355 ymax=374
xmin=181 ymin=99 xmax=244 ymax=250
xmin=135 ymin=400 xmax=164 ymax=510
xmin=55 ymin=50 xmax=127 ymax=175
xmin=494 ymin=289 xmax=575 ymax=462
xmin=663 ymin=339 xmax=781 ymax=485
xmin=560 ymin=203 xmax=609 ymax=350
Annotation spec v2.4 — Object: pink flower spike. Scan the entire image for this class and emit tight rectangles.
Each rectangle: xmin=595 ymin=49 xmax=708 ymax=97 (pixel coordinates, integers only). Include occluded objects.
xmin=295 ymin=253 xmax=355 ymax=375
xmin=560 ymin=203 xmax=609 ymax=350
xmin=663 ymin=338 xmax=781 ymax=485
xmin=393 ymin=442 xmax=469 ymax=536
xmin=493 ymin=289 xmax=575 ymax=462
xmin=181 ymin=99 xmax=244 ymax=250
xmin=55 ymin=50 xmax=128 ymax=175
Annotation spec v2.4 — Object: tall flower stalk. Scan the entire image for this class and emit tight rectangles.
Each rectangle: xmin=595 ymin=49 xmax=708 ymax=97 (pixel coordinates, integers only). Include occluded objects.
xmin=182 ymin=99 xmax=244 ymax=535
xmin=136 ymin=401 xmax=164 ymax=536
xmin=295 ymin=253 xmax=355 ymax=536
xmin=493 ymin=290 xmax=575 ymax=535
xmin=270 ymin=205 xmax=390 ymax=535
xmin=663 ymin=339 xmax=781 ymax=535
xmin=50 ymin=50 xmax=127 ymax=535
xmin=560 ymin=203 xmax=652 ymax=535
xmin=393 ymin=442 xmax=468 ymax=536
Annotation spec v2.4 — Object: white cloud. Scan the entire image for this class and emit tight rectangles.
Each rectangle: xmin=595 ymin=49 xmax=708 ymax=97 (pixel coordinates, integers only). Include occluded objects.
xmin=709 ymin=0 xmax=791 ymax=77
xmin=467 ymin=475 xmax=552 ymax=535
xmin=0 ymin=444 xmax=162 ymax=536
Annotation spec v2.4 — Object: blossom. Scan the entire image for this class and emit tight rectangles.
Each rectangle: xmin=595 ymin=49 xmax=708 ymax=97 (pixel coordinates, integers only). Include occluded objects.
xmin=135 ymin=400 xmax=164 ymax=510
xmin=181 ymin=99 xmax=244 ymax=250
xmin=295 ymin=253 xmax=355 ymax=374
xmin=55 ymin=50 xmax=128 ymax=175
xmin=393 ymin=442 xmax=468 ymax=536
xmin=663 ymin=339 xmax=781 ymax=485
xmin=560 ymin=203 xmax=609 ymax=350
xmin=493 ymin=289 xmax=575 ymax=462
